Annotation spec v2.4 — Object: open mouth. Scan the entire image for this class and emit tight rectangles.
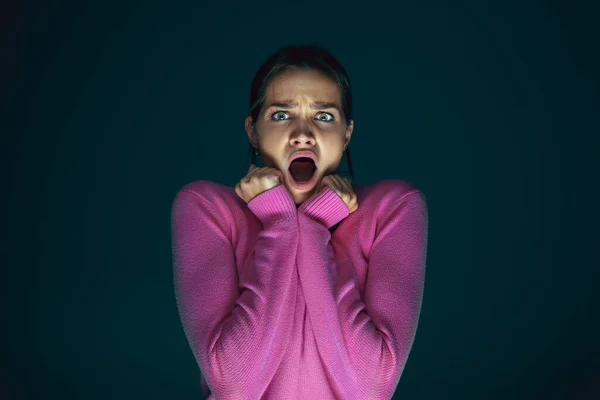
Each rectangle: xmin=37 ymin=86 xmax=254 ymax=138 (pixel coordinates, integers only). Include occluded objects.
xmin=287 ymin=157 xmax=318 ymax=190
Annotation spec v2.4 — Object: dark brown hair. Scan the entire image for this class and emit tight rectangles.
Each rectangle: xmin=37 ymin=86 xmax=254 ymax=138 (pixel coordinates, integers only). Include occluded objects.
xmin=245 ymin=43 xmax=354 ymax=181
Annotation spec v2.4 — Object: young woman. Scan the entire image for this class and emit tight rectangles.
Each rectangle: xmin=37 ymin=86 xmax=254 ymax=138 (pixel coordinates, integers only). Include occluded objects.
xmin=171 ymin=44 xmax=429 ymax=399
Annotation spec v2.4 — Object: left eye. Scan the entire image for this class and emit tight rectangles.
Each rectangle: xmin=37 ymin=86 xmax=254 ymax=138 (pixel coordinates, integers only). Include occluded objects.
xmin=270 ymin=111 xmax=334 ymax=122
xmin=317 ymin=113 xmax=334 ymax=121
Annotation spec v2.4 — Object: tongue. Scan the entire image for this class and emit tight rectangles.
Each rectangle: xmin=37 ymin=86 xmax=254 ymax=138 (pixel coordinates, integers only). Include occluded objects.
xmin=289 ymin=159 xmax=316 ymax=182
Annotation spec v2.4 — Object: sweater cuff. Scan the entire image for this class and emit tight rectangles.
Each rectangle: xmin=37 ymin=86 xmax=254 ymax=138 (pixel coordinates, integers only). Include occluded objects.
xmin=298 ymin=186 xmax=349 ymax=229
xmin=247 ymin=184 xmax=298 ymax=226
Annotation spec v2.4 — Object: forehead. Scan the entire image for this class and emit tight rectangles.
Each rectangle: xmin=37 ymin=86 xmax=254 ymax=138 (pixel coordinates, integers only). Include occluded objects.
xmin=265 ymin=69 xmax=340 ymax=103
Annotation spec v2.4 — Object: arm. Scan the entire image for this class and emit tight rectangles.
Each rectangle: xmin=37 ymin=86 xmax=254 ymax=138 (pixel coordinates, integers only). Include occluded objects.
xmin=296 ymin=186 xmax=429 ymax=399
xmin=171 ymin=183 xmax=299 ymax=399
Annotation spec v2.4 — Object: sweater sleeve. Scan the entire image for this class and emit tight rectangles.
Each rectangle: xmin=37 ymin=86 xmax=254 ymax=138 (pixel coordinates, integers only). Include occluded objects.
xmin=296 ymin=185 xmax=429 ymax=399
xmin=170 ymin=183 xmax=299 ymax=399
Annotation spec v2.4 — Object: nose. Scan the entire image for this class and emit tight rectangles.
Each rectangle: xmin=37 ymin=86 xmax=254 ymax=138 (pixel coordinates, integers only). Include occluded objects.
xmin=289 ymin=132 xmax=315 ymax=147
xmin=290 ymin=120 xmax=315 ymax=145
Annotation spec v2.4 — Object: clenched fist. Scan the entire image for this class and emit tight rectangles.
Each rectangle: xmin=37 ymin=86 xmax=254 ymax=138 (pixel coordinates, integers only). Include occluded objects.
xmin=317 ymin=174 xmax=359 ymax=214
xmin=235 ymin=164 xmax=284 ymax=204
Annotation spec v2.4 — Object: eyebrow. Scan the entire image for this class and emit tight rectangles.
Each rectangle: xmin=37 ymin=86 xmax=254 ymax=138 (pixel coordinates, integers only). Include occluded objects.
xmin=265 ymin=101 xmax=340 ymax=112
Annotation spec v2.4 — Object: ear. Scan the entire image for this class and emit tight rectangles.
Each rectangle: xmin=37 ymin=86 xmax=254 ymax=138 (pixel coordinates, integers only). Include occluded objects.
xmin=344 ymin=119 xmax=354 ymax=147
xmin=245 ymin=116 xmax=256 ymax=143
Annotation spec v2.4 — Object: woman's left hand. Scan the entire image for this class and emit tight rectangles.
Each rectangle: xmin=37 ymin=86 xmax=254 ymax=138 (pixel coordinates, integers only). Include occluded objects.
xmin=318 ymin=174 xmax=359 ymax=214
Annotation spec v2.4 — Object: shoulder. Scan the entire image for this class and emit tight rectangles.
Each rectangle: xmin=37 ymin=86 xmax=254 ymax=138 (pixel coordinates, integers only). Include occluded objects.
xmin=375 ymin=179 xmax=423 ymax=197
xmin=174 ymin=179 xmax=228 ymax=197
xmin=357 ymin=180 xmax=428 ymax=234
xmin=171 ymin=180 xmax=239 ymax=210
xmin=357 ymin=179 xmax=426 ymax=205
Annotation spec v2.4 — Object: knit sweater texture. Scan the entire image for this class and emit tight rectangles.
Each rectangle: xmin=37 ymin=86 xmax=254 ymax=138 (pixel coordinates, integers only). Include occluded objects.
xmin=170 ymin=179 xmax=429 ymax=399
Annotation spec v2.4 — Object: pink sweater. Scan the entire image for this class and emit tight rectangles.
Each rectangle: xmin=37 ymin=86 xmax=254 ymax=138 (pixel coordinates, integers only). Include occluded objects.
xmin=170 ymin=179 xmax=429 ymax=399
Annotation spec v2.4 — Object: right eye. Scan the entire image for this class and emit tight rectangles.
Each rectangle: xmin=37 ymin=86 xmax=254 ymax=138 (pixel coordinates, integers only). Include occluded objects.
xmin=270 ymin=111 xmax=288 ymax=120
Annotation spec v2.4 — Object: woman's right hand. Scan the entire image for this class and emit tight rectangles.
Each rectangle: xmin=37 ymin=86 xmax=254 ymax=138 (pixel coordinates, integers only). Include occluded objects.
xmin=235 ymin=164 xmax=284 ymax=204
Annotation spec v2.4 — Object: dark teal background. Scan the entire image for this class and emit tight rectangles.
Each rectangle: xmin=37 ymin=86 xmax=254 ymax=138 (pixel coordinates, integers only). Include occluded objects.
xmin=5 ymin=1 xmax=599 ymax=399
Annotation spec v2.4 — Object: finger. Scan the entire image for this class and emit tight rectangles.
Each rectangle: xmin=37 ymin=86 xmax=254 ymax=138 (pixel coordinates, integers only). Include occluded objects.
xmin=327 ymin=174 xmax=341 ymax=189
xmin=330 ymin=175 xmax=352 ymax=196
xmin=332 ymin=175 xmax=357 ymax=208
xmin=247 ymin=164 xmax=260 ymax=179
xmin=338 ymin=176 xmax=353 ymax=194
xmin=326 ymin=175 xmax=345 ymax=199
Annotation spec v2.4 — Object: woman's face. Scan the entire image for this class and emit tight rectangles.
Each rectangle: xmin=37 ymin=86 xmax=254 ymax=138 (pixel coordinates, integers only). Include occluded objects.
xmin=245 ymin=68 xmax=354 ymax=207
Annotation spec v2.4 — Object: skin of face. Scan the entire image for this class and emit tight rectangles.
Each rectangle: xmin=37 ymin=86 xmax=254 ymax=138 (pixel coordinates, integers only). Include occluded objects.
xmin=244 ymin=68 xmax=354 ymax=207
